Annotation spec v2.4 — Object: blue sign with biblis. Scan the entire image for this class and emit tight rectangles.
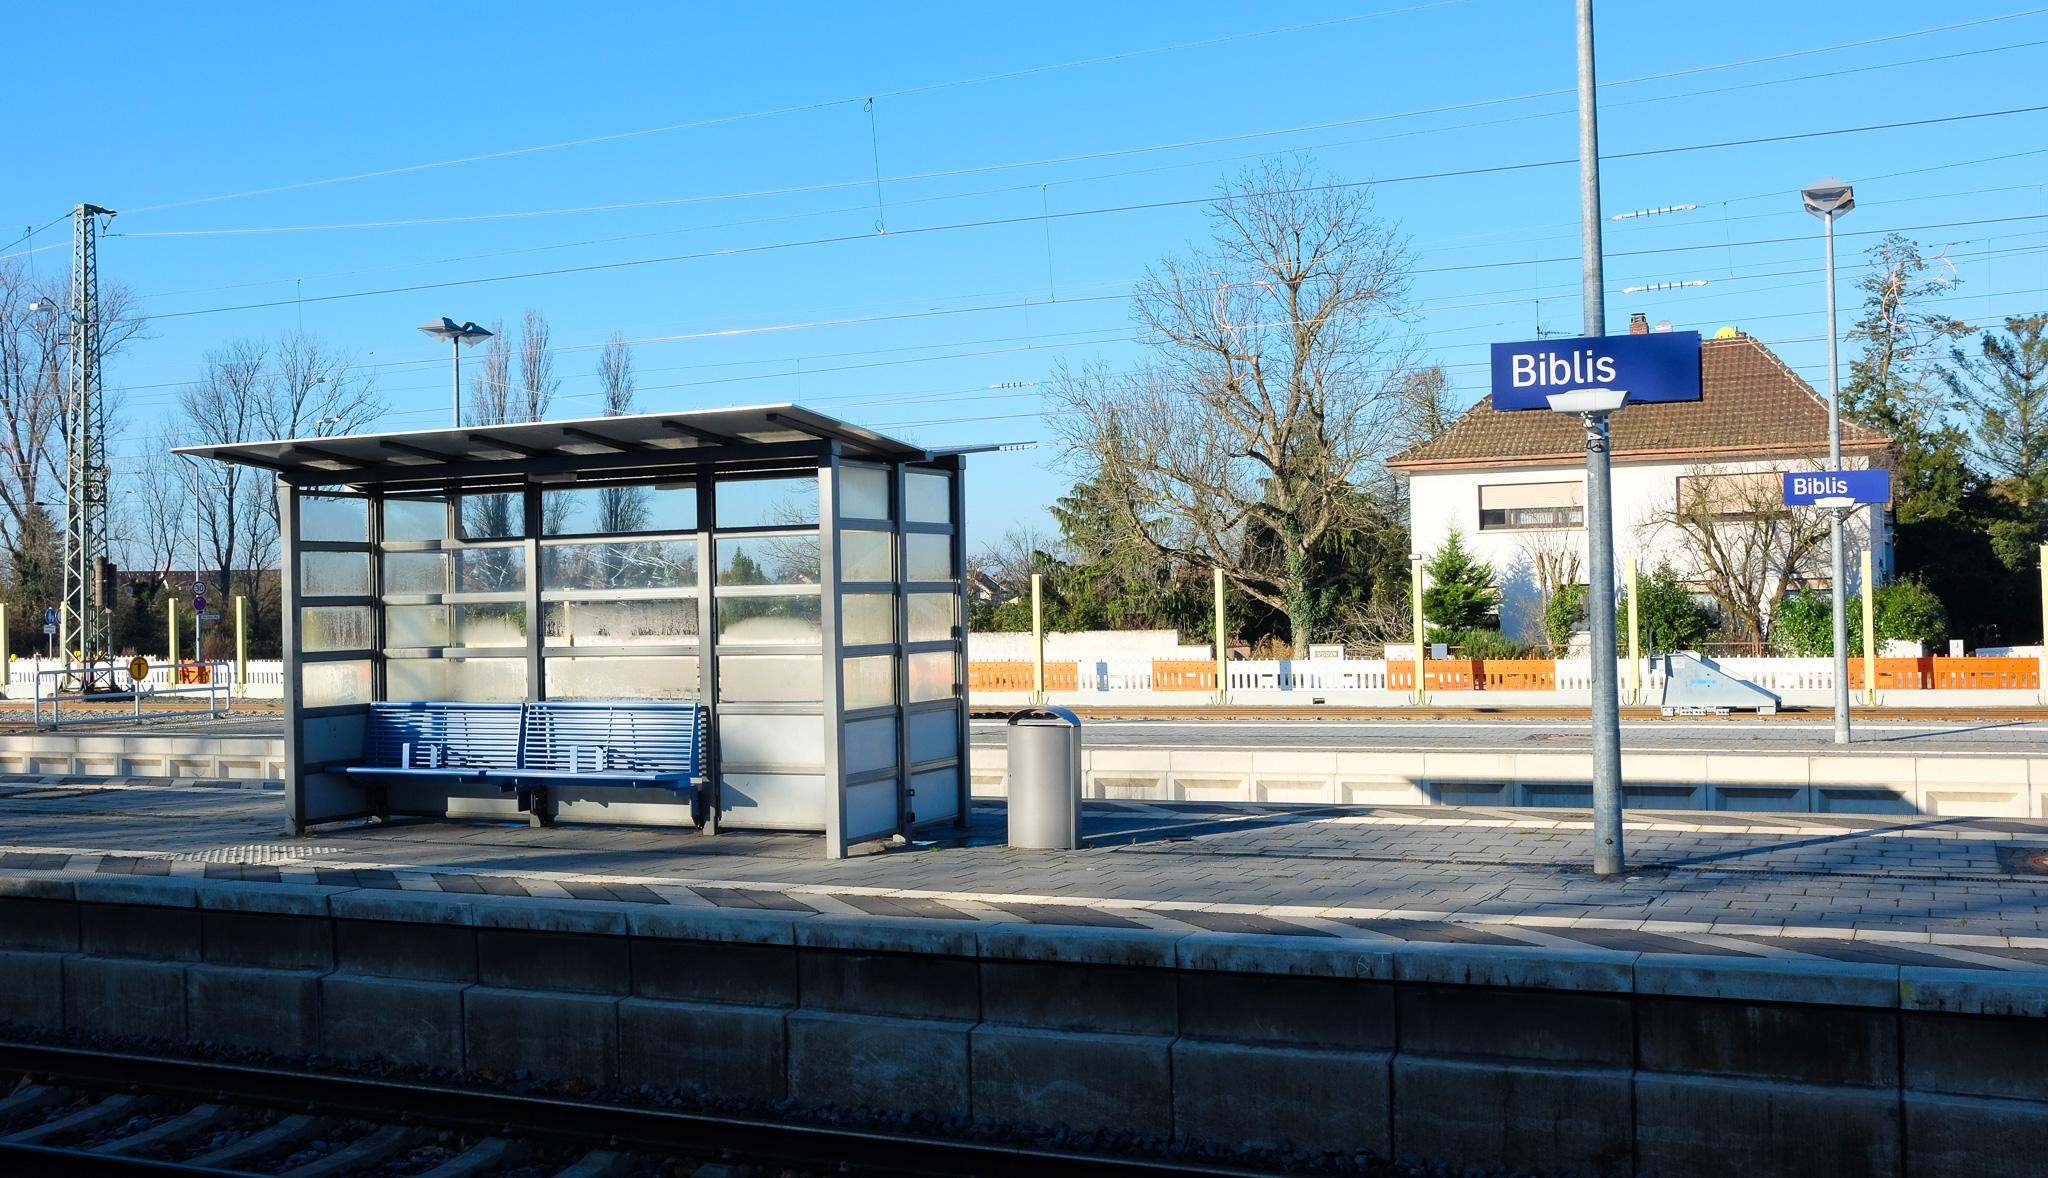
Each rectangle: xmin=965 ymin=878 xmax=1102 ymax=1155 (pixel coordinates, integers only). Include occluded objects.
xmin=1782 ymin=469 xmax=1889 ymax=506
xmin=1490 ymin=330 xmax=1703 ymax=412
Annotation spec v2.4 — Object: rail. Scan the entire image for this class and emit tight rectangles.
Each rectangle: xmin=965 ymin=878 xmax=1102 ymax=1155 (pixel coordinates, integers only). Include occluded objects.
xmin=31 ymin=660 xmax=235 ymax=729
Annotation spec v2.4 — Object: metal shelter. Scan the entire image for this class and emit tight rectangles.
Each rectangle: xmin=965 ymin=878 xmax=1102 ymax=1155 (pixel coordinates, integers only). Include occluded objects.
xmin=177 ymin=404 xmax=974 ymax=858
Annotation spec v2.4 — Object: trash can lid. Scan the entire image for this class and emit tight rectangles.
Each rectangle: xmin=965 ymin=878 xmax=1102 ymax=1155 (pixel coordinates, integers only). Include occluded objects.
xmin=1006 ymin=705 xmax=1081 ymax=727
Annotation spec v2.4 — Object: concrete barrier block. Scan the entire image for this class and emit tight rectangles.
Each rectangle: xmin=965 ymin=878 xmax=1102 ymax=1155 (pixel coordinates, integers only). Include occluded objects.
xmin=464 ymin=987 xmax=619 ymax=1089
xmin=786 ymin=1009 xmax=971 ymax=1117
xmin=1636 ymin=994 xmax=1896 ymax=1087
xmin=470 ymin=895 xmax=629 ymax=936
xmin=477 ymin=928 xmax=630 ymax=995
xmin=192 ymin=881 xmax=336 ymax=916
xmin=187 ymin=964 xmax=320 ymax=1055
xmin=321 ymin=974 xmax=467 ymax=1071
xmin=1172 ymin=1039 xmax=1390 ymax=1155
xmin=334 ymin=918 xmax=478 ymax=982
xmin=1395 ymin=942 xmax=1635 ymax=994
xmin=329 ymin=889 xmax=479 ymax=927
xmin=976 ymin=923 xmax=1181 ymax=968
xmin=798 ymin=946 xmax=979 ymax=1021
xmin=0 ymin=897 xmax=78 ymax=952
xmin=1177 ymin=969 xmax=1393 ymax=1050
xmin=1636 ymin=1073 xmax=1900 ymax=1178
xmin=630 ymin=938 xmax=797 ymax=1007
xmin=71 ymin=876 xmax=198 ymax=908
xmin=79 ymin=901 xmax=202 ymax=961
xmin=201 ymin=910 xmax=332 ymax=971
xmin=626 ymin=905 xmax=801 ymax=946
xmin=981 ymin=958 xmax=1175 ymax=1035
xmin=795 ymin=914 xmax=982 ymax=957
xmin=0 ymin=876 xmax=74 ymax=901
xmin=1397 ymin=983 xmax=1631 ymax=1066
xmin=1904 ymin=1091 xmax=2048 ymax=1178
xmin=1702 ymin=753 xmax=1811 ymax=789
xmin=1901 ymin=966 xmax=2048 ymax=1018
xmin=1174 ymin=931 xmax=1393 ymax=980
xmin=0 ymin=949 xmax=64 ymax=1030
xmin=1393 ymin=1055 xmax=1631 ymax=1177
xmin=1635 ymin=953 xmax=1897 ymax=1008
xmin=1903 ymin=1011 xmax=2048 ymax=1103
xmin=618 ymin=998 xmax=787 ymax=1102
xmin=970 ymin=1024 xmax=1172 ymax=1138
xmin=64 ymin=955 xmax=186 ymax=1042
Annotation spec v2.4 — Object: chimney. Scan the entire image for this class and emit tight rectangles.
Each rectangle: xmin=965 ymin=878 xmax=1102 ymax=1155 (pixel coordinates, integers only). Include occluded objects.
xmin=1629 ymin=312 xmax=1649 ymax=335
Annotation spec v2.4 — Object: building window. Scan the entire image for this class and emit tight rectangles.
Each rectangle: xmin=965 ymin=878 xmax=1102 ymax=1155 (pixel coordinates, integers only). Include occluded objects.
xmin=1478 ymin=482 xmax=1584 ymax=531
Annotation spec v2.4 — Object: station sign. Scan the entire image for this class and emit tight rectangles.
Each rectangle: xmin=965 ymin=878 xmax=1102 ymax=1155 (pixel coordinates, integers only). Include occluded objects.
xmin=1490 ymin=330 xmax=1703 ymax=411
xmin=1782 ymin=469 xmax=1889 ymax=507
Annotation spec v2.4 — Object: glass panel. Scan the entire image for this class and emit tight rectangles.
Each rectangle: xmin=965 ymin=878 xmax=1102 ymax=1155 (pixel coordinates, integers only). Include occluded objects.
xmin=300 ymin=496 xmax=367 ymax=543
xmin=908 ymin=650 xmax=955 ymax=703
xmin=840 ymin=531 xmax=893 ymax=582
xmin=908 ymin=708 xmax=959 ymax=761
xmin=301 ymin=659 xmax=370 ymax=707
xmin=385 ymin=657 xmax=525 ymax=702
xmin=301 ymin=551 xmax=369 ymax=597
xmin=456 ymin=548 xmax=526 ymax=593
xmin=546 ymin=655 xmax=699 ymax=700
xmin=840 ymin=466 xmax=890 ymax=520
xmin=459 ymin=493 xmax=523 ymax=539
xmin=844 ymin=655 xmax=896 ymax=710
xmin=717 ymin=536 xmax=819 ymax=586
xmin=905 ymin=471 xmax=952 ymax=524
xmin=386 ymin=605 xmax=449 ymax=648
xmin=907 ymin=593 xmax=957 ymax=643
xmin=716 ymin=595 xmax=822 ymax=645
xmin=544 ymin=599 xmax=700 ymax=646
xmin=542 ymin=539 xmax=697 ymax=591
xmin=905 ymin=533 xmax=953 ymax=581
xmin=381 ymin=604 xmax=527 ymax=650
xmin=717 ymin=474 xmax=818 ymax=529
xmin=300 ymin=606 xmax=372 ymax=652
xmin=544 ymin=483 xmax=695 ymax=535
xmin=842 ymin=593 xmax=894 ymax=646
xmin=383 ymin=551 xmax=447 ymax=595
xmin=382 ymin=497 xmax=448 ymax=542
xmin=718 ymin=654 xmax=822 ymax=702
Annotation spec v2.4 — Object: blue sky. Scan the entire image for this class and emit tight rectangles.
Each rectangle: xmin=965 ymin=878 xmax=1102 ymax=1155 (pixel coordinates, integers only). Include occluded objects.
xmin=7 ymin=1 xmax=2045 ymax=551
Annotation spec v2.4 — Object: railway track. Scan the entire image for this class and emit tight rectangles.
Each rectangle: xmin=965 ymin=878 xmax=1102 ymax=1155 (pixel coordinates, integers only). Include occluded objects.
xmin=0 ymin=1042 xmax=1277 ymax=1177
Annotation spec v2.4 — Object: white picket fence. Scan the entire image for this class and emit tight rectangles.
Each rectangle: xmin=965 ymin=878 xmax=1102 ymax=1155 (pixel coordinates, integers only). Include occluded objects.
xmin=5 ymin=658 xmax=286 ymax=699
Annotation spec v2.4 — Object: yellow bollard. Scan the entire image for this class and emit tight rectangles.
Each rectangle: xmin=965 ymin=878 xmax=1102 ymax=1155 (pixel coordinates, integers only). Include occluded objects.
xmin=1626 ymin=558 xmax=1641 ymax=707
xmin=1410 ymin=553 xmax=1426 ymax=705
xmin=235 ymin=594 xmax=248 ymax=694
xmin=1030 ymin=572 xmax=1044 ymax=705
xmin=1213 ymin=566 xmax=1228 ymax=706
xmin=1861 ymin=550 xmax=1878 ymax=707
xmin=168 ymin=599 xmax=179 ymax=667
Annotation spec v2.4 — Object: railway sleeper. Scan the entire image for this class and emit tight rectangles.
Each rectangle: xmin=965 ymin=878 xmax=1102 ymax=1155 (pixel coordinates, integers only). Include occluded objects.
xmin=186 ymin=1112 xmax=334 ymax=1170
xmin=277 ymin=1121 xmax=425 ymax=1177
xmin=417 ymin=1134 xmax=530 ymax=1178
xmin=93 ymin=1101 xmax=235 ymax=1157
xmin=0 ymin=1084 xmax=69 ymax=1126
xmin=1 ymin=1092 xmax=152 ymax=1146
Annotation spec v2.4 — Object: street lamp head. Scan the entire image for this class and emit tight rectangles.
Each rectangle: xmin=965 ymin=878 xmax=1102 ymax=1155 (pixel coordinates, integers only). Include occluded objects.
xmin=1801 ymin=178 xmax=1855 ymax=219
xmin=1545 ymin=387 xmax=1629 ymax=414
xmin=418 ymin=317 xmax=494 ymax=346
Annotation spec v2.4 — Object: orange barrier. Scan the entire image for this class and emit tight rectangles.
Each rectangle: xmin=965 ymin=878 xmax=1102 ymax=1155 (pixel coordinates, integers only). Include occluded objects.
xmin=1151 ymin=659 xmax=1218 ymax=691
xmin=1477 ymin=658 xmax=1557 ymax=690
xmin=1848 ymin=657 xmax=1932 ymax=690
xmin=1930 ymin=656 xmax=2038 ymax=690
xmin=966 ymin=661 xmax=1077 ymax=692
xmin=174 ymin=664 xmax=212 ymax=685
xmin=1386 ymin=659 xmax=1478 ymax=691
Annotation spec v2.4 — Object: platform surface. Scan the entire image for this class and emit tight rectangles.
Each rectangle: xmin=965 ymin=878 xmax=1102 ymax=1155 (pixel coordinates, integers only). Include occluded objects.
xmin=3 ymin=773 xmax=2048 ymax=971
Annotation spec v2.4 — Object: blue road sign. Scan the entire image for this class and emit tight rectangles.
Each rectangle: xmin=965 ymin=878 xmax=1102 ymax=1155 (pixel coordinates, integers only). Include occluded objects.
xmin=1491 ymin=330 xmax=1703 ymax=411
xmin=1782 ymin=469 xmax=1890 ymax=506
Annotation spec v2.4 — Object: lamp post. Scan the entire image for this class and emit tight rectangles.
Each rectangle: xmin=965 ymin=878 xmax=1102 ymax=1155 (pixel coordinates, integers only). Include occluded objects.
xmin=418 ymin=318 xmax=494 ymax=427
xmin=1802 ymin=178 xmax=1855 ymax=746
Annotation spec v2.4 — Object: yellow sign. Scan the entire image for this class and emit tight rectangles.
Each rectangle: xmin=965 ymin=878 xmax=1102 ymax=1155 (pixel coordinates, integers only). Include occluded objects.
xmin=128 ymin=656 xmax=149 ymax=682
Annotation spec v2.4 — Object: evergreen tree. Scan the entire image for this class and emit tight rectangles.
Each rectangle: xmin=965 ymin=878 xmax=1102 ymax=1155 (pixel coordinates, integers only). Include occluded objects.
xmin=1842 ymin=234 xmax=1974 ymax=524
xmin=1419 ymin=530 xmax=1497 ymax=632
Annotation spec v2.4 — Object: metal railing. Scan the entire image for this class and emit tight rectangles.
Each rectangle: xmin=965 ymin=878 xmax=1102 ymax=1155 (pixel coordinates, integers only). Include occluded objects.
xmin=32 ymin=660 xmax=236 ymax=729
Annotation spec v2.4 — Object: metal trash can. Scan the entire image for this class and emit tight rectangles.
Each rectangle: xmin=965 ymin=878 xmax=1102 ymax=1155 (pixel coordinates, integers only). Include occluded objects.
xmin=1007 ymin=706 xmax=1082 ymax=850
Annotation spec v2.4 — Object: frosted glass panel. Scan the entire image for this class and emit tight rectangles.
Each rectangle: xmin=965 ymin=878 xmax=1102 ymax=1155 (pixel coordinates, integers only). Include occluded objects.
xmin=907 ymin=650 xmax=955 ymax=703
xmin=844 ymin=654 xmax=896 ymax=710
xmin=545 ymin=484 xmax=695 ymax=535
xmin=840 ymin=466 xmax=890 ymax=520
xmin=385 ymin=657 xmax=525 ymax=702
xmin=382 ymin=498 xmax=447 ymax=542
xmin=845 ymin=715 xmax=898 ymax=775
xmin=842 ymin=593 xmax=894 ymax=646
xmin=718 ymin=475 xmax=817 ymax=529
xmin=719 ymin=655 xmax=822 ymax=702
xmin=383 ymin=552 xmax=447 ymax=595
xmin=912 ymin=766 xmax=961 ymax=822
xmin=454 ymin=603 xmax=525 ymax=647
xmin=301 ymin=659 xmax=370 ymax=707
xmin=300 ymin=606 xmax=371 ymax=652
xmin=716 ymin=596 xmax=821 ymax=645
xmin=546 ymin=655 xmax=699 ymax=700
xmin=385 ymin=605 xmax=449 ymax=648
xmin=907 ymin=593 xmax=957 ymax=643
xmin=456 ymin=548 xmax=525 ymax=593
xmin=840 ymin=531 xmax=893 ymax=583
xmin=905 ymin=471 xmax=951 ymax=524
xmin=302 ymin=552 xmax=369 ymax=597
xmin=717 ymin=537 xmax=818 ymax=586
xmin=906 ymin=533 xmax=953 ymax=581
xmin=544 ymin=599 xmax=699 ymax=646
xmin=908 ymin=708 xmax=959 ymax=762
xmin=722 ymin=712 xmax=824 ymax=768
xmin=543 ymin=540 xmax=696 ymax=590
xmin=300 ymin=496 xmax=367 ymax=543
xmin=459 ymin=494 xmax=522 ymax=539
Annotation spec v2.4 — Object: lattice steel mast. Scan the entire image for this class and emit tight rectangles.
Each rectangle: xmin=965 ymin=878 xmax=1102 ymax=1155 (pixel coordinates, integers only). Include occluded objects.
xmin=60 ymin=203 xmax=115 ymax=676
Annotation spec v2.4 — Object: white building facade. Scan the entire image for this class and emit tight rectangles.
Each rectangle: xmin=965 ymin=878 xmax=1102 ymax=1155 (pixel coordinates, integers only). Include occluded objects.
xmin=1390 ymin=332 xmax=1893 ymax=646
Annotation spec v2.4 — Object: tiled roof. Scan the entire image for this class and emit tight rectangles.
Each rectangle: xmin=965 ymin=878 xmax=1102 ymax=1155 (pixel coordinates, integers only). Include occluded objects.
xmin=1387 ymin=334 xmax=1892 ymax=470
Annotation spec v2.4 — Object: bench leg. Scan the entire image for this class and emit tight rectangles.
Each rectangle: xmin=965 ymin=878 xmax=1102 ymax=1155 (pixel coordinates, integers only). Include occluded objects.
xmin=520 ymin=785 xmax=553 ymax=828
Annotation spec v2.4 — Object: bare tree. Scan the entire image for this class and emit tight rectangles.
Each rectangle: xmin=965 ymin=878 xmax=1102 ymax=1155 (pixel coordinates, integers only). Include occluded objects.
xmin=177 ymin=341 xmax=271 ymax=625
xmin=1054 ymin=158 xmax=1414 ymax=654
xmin=1515 ymin=528 xmax=1584 ymax=651
xmin=1649 ymin=467 xmax=1831 ymax=650
xmin=595 ymin=334 xmax=645 ymax=565
xmin=465 ymin=322 xmax=515 ymax=427
xmin=1392 ymin=364 xmax=1457 ymax=450
xmin=258 ymin=331 xmax=384 ymax=440
xmin=518 ymin=309 xmax=557 ymax=421
xmin=972 ymin=524 xmax=1059 ymax=597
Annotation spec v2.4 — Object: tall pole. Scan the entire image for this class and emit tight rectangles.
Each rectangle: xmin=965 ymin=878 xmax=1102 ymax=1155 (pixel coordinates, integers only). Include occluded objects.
xmin=1860 ymin=548 xmax=1878 ymax=706
xmin=1577 ymin=0 xmax=1624 ymax=875
xmin=1409 ymin=553 xmax=1426 ymax=705
xmin=60 ymin=204 xmax=115 ymax=676
xmin=1030 ymin=572 xmax=1045 ymax=705
xmin=1626 ymin=557 xmax=1641 ymax=706
xmin=1213 ymin=566 xmax=1227 ymax=706
xmin=1823 ymin=211 xmax=1851 ymax=744
xmin=452 ymin=336 xmax=462 ymax=426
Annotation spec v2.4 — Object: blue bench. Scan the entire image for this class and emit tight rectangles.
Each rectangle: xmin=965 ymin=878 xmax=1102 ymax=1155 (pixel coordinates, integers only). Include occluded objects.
xmin=344 ymin=701 xmax=524 ymax=782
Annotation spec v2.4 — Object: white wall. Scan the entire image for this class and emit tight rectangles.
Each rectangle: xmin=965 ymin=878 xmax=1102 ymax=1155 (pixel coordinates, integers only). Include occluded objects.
xmin=1407 ymin=456 xmax=1892 ymax=644
xmin=967 ymin=629 xmax=1211 ymax=661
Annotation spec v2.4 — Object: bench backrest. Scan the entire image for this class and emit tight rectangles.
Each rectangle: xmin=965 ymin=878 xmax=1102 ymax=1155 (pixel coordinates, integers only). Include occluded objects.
xmin=521 ymin=701 xmax=703 ymax=776
xmin=362 ymin=701 xmax=524 ymax=769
